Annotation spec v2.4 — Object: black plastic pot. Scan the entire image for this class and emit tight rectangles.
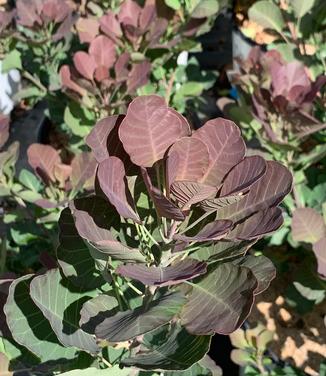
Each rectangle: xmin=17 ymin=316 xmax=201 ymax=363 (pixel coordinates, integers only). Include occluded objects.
xmin=209 ymin=333 xmax=241 ymax=375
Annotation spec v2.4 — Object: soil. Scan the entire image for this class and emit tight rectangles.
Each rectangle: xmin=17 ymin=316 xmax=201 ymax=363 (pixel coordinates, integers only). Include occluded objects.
xmin=248 ymin=276 xmax=326 ymax=375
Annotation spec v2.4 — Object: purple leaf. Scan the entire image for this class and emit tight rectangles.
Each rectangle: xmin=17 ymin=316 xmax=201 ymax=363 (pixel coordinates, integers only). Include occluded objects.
xmin=313 ymin=237 xmax=326 ymax=278
xmin=237 ymin=255 xmax=276 ymax=294
xmin=174 ymin=220 xmax=233 ymax=242
xmin=89 ymin=35 xmax=116 ymax=70
xmin=220 ymin=156 xmax=266 ymax=196
xmin=69 ymin=197 xmax=146 ymax=263
xmin=200 ymin=193 xmax=246 ymax=212
xmin=76 ymin=17 xmax=99 ymax=43
xmin=86 ymin=115 xmax=120 ymax=163
xmin=100 ymin=11 xmax=122 ymax=40
xmin=127 ymin=60 xmax=151 ymax=93
xmin=292 ymin=208 xmax=326 ymax=244
xmin=16 ymin=0 xmax=41 ymax=27
xmin=27 ymin=143 xmax=61 ymax=184
xmin=229 ymin=207 xmax=283 ymax=240
xmin=97 ymin=156 xmax=140 ymax=223
xmin=95 ymin=291 xmax=186 ymax=342
xmin=218 ymin=161 xmax=292 ymax=223
xmin=193 ymin=118 xmax=246 ymax=186
xmin=170 ymin=181 xmax=217 ymax=210
xmin=139 ymin=0 xmax=156 ymax=31
xmin=117 ymin=258 xmax=207 ymax=286
xmin=41 ymin=0 xmax=71 ymax=24
xmin=115 ymin=52 xmax=130 ymax=81
xmin=53 ymin=13 xmax=76 ymax=42
xmin=141 ymin=167 xmax=185 ymax=221
xmin=180 ymin=263 xmax=257 ymax=335
xmin=167 ymin=137 xmax=210 ymax=184
xmin=70 ymin=152 xmax=97 ymax=191
xmin=60 ymin=65 xmax=86 ymax=97
xmin=119 ymin=0 xmax=142 ymax=27
xmin=73 ymin=51 xmax=97 ymax=80
xmin=119 ymin=95 xmax=190 ymax=167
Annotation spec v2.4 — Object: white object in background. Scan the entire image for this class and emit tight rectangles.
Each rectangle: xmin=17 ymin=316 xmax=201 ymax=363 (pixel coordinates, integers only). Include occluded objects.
xmin=0 ymin=61 xmax=21 ymax=115
xmin=177 ymin=50 xmax=189 ymax=66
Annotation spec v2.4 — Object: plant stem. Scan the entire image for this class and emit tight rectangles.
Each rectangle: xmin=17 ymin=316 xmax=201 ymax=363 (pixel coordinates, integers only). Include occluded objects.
xmin=127 ymin=281 xmax=143 ymax=295
xmin=22 ymin=71 xmax=47 ymax=93
xmin=178 ymin=210 xmax=212 ymax=235
xmin=141 ymin=224 xmax=159 ymax=246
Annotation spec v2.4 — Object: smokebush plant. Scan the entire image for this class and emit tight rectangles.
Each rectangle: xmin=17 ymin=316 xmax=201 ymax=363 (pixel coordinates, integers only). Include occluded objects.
xmin=60 ymin=0 xmax=218 ymax=139
xmin=1 ymin=95 xmax=292 ymax=374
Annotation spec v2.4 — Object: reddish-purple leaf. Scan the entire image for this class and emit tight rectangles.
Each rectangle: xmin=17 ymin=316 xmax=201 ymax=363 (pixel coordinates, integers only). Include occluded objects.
xmin=115 ymin=52 xmax=130 ymax=81
xmin=86 ymin=116 xmax=119 ymax=163
xmin=73 ymin=51 xmax=97 ymax=81
xmin=0 ymin=11 xmax=14 ymax=33
xmin=70 ymin=152 xmax=97 ymax=191
xmin=94 ymin=66 xmax=109 ymax=82
xmin=292 ymin=208 xmax=326 ymax=244
xmin=89 ymin=35 xmax=116 ymax=70
xmin=119 ymin=0 xmax=142 ymax=27
xmin=237 ymin=255 xmax=276 ymax=294
xmin=313 ymin=237 xmax=326 ymax=278
xmin=193 ymin=118 xmax=246 ymax=186
xmin=76 ymin=17 xmax=100 ymax=43
xmin=141 ymin=167 xmax=185 ymax=221
xmin=70 ymin=198 xmax=145 ymax=263
xmin=16 ymin=0 xmax=41 ymax=27
xmin=53 ymin=162 xmax=72 ymax=187
xmin=119 ymin=95 xmax=190 ymax=167
xmin=271 ymin=61 xmax=311 ymax=102
xmin=117 ymin=258 xmax=207 ymax=286
xmin=97 ymin=157 xmax=140 ymax=223
xmin=174 ymin=220 xmax=233 ymax=242
xmin=220 ymin=156 xmax=266 ymax=196
xmin=41 ymin=0 xmax=71 ymax=24
xmin=228 ymin=207 xmax=283 ymax=240
xmin=53 ymin=13 xmax=76 ymax=41
xmin=27 ymin=143 xmax=61 ymax=184
xmin=100 ymin=11 xmax=122 ymax=39
xmin=127 ymin=60 xmax=151 ymax=93
xmin=60 ymin=65 xmax=86 ymax=97
xmin=0 ymin=115 xmax=9 ymax=149
xmin=200 ymin=193 xmax=245 ymax=212
xmin=35 ymin=198 xmax=60 ymax=209
xmin=219 ymin=161 xmax=292 ymax=223
xmin=139 ymin=0 xmax=156 ymax=31
xmin=167 ymin=137 xmax=210 ymax=184
xmin=171 ymin=181 xmax=217 ymax=210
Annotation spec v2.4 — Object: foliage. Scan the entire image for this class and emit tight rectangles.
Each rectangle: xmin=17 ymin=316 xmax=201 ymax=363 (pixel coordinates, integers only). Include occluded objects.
xmin=247 ymin=0 xmax=326 ymax=79
xmin=0 ymin=95 xmax=292 ymax=373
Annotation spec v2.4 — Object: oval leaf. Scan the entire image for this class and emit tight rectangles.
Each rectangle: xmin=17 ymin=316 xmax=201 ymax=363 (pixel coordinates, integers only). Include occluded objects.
xmin=119 ymin=95 xmax=190 ymax=167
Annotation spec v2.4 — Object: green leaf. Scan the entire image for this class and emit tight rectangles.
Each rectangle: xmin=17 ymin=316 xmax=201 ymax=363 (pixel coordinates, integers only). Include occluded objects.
xmin=122 ymin=324 xmax=211 ymax=371
xmin=165 ymin=0 xmax=181 ymax=10
xmin=4 ymin=274 xmax=77 ymax=362
xmin=175 ymin=82 xmax=204 ymax=100
xmin=80 ymin=294 xmax=118 ymax=334
xmin=95 ymin=291 xmax=186 ymax=342
xmin=191 ymin=0 xmax=219 ymax=18
xmin=18 ymin=169 xmax=41 ymax=192
xmin=57 ymin=208 xmax=106 ymax=289
xmin=64 ymin=103 xmax=94 ymax=137
xmin=1 ymin=50 xmax=22 ymax=73
xmin=248 ymin=1 xmax=285 ymax=33
xmin=180 ymin=263 xmax=257 ymax=335
xmin=271 ymin=43 xmax=296 ymax=61
xmin=30 ymin=268 xmax=100 ymax=353
xmin=60 ymin=367 xmax=130 ymax=375
xmin=292 ymin=0 xmax=315 ymax=18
